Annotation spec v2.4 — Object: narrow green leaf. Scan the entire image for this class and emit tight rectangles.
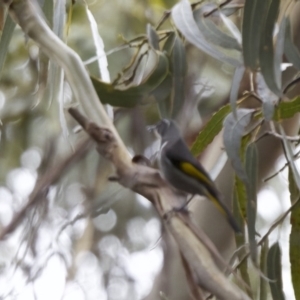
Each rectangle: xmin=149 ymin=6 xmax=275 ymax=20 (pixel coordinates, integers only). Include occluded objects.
xmin=259 ymin=239 xmax=269 ymax=300
xmin=234 ymin=175 xmax=247 ymax=221
xmin=234 ymin=183 xmax=252 ymax=297
xmin=157 ymin=33 xmax=177 ymax=118
xmin=259 ymin=0 xmax=281 ymax=96
xmin=155 ymin=77 xmax=173 ymax=119
xmin=284 ymin=17 xmax=300 ymax=70
xmin=267 ymin=242 xmax=285 ymax=300
xmin=219 ymin=12 xmax=242 ymax=46
xmin=279 ymin=124 xmax=300 ymax=190
xmin=223 ymin=109 xmax=254 ymax=183
xmin=0 ymin=14 xmax=16 ymax=75
xmin=170 ymin=36 xmax=186 ymax=117
xmin=245 ymin=143 xmax=258 ymax=262
xmin=274 ymin=17 xmax=286 ymax=91
xmin=172 ymin=0 xmax=241 ymax=67
xmin=273 ymin=96 xmax=300 ymax=121
xmin=242 ymin=0 xmax=269 ymax=69
xmin=86 ymin=6 xmax=110 ymax=82
xmin=289 ymin=167 xmax=300 ymax=300
xmin=191 ymin=104 xmax=231 ymax=156
xmin=193 ymin=8 xmax=241 ymax=51
xmin=92 ymin=52 xmax=169 ymax=107
xmin=230 ymin=65 xmax=245 ymax=117
xmin=163 ymin=32 xmax=176 ymax=54
xmin=256 ymin=72 xmax=278 ymax=121
xmin=147 ymin=24 xmax=160 ymax=50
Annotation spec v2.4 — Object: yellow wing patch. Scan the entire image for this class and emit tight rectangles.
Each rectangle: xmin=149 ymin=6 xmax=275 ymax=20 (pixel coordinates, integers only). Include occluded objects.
xmin=179 ymin=162 xmax=211 ymax=185
xmin=207 ymin=194 xmax=226 ymax=216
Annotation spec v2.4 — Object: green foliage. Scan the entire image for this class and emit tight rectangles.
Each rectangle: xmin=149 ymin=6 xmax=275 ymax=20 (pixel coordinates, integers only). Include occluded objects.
xmin=267 ymin=242 xmax=285 ymax=300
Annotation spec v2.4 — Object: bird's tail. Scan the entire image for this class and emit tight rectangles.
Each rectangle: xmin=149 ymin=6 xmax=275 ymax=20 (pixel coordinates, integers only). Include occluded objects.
xmin=208 ymin=194 xmax=242 ymax=234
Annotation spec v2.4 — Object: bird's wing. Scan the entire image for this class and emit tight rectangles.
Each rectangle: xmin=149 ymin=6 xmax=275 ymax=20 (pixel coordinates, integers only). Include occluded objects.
xmin=164 ymin=139 xmax=219 ymax=199
xmin=164 ymin=140 xmax=241 ymax=233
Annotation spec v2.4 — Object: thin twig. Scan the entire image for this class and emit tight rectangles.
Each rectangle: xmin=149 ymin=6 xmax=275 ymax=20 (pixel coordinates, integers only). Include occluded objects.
xmin=264 ymin=149 xmax=300 ymax=182
xmin=155 ymin=10 xmax=171 ymax=30
xmin=255 ymin=131 xmax=300 ymax=143
xmin=234 ymin=197 xmax=300 ymax=270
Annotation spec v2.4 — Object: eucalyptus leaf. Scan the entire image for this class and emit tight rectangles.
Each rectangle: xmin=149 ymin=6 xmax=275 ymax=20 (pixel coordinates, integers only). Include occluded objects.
xmin=245 ymin=143 xmax=258 ymax=262
xmin=288 ymin=167 xmax=300 ymax=300
xmin=259 ymin=0 xmax=281 ymax=96
xmin=256 ymin=73 xmax=278 ymax=121
xmin=279 ymin=124 xmax=300 ymax=190
xmin=230 ymin=65 xmax=245 ymax=117
xmin=242 ymin=0 xmax=269 ymax=70
xmin=219 ymin=12 xmax=242 ymax=46
xmin=147 ymin=24 xmax=160 ymax=50
xmin=0 ymin=15 xmax=16 ymax=76
xmin=86 ymin=6 xmax=110 ymax=82
xmin=284 ymin=17 xmax=300 ymax=70
xmin=274 ymin=16 xmax=286 ymax=91
xmin=92 ymin=51 xmax=169 ymax=107
xmin=259 ymin=240 xmax=269 ymax=300
xmin=223 ymin=109 xmax=255 ymax=183
xmin=267 ymin=242 xmax=285 ymax=300
xmin=163 ymin=32 xmax=176 ymax=54
xmin=193 ymin=8 xmax=241 ymax=51
xmin=170 ymin=36 xmax=186 ymax=117
xmin=191 ymin=104 xmax=231 ymax=156
xmin=172 ymin=0 xmax=241 ymax=67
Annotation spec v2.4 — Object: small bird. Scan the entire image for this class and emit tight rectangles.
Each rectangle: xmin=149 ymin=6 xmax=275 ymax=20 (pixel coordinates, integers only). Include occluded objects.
xmin=154 ymin=119 xmax=241 ymax=233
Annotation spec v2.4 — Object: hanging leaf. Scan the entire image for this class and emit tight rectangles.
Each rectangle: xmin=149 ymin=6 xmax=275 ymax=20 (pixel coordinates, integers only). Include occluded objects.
xmin=242 ymin=0 xmax=269 ymax=70
xmin=163 ymin=32 xmax=176 ymax=53
xmin=219 ymin=12 xmax=242 ymax=46
xmin=170 ymin=36 xmax=186 ymax=117
xmin=86 ymin=6 xmax=110 ymax=82
xmin=191 ymin=104 xmax=231 ymax=156
xmin=267 ymin=242 xmax=285 ymax=300
xmin=151 ymin=73 xmax=173 ymax=116
xmin=245 ymin=143 xmax=258 ymax=263
xmin=229 ymin=65 xmax=245 ymax=117
xmin=172 ymin=0 xmax=241 ymax=67
xmin=156 ymin=33 xmax=176 ymax=118
xmin=289 ymin=167 xmax=300 ymax=300
xmin=223 ymin=109 xmax=255 ymax=183
xmin=279 ymin=124 xmax=300 ymax=190
xmin=274 ymin=17 xmax=286 ymax=91
xmin=259 ymin=0 xmax=280 ymax=97
xmin=91 ymin=51 xmax=170 ymax=107
xmin=259 ymin=239 xmax=269 ymax=300
xmin=193 ymin=8 xmax=241 ymax=51
xmin=284 ymin=17 xmax=300 ymax=70
xmin=256 ymin=72 xmax=278 ymax=121
xmin=147 ymin=24 xmax=160 ymax=50
xmin=0 ymin=14 xmax=16 ymax=76
xmin=233 ymin=174 xmax=252 ymax=298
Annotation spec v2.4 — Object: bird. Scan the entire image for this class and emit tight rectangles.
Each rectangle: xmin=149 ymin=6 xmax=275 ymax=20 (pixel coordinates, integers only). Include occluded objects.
xmin=153 ymin=119 xmax=241 ymax=233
